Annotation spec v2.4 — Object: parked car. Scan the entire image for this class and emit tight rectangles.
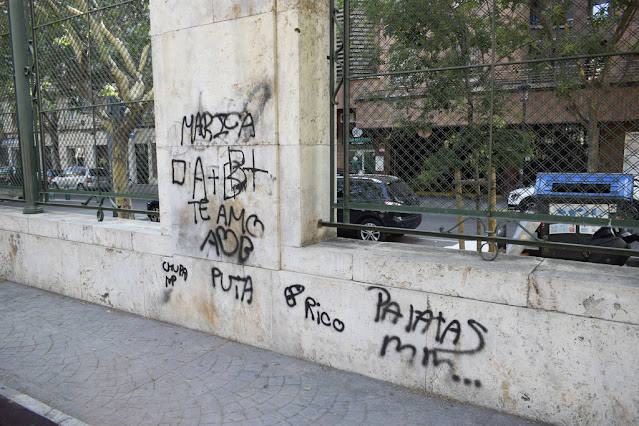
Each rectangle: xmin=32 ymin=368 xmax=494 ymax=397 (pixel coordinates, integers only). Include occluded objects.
xmin=147 ymin=199 xmax=159 ymax=222
xmin=50 ymin=167 xmax=112 ymax=191
xmin=38 ymin=169 xmax=63 ymax=186
xmin=337 ymin=174 xmax=422 ymax=241
xmin=45 ymin=169 xmax=63 ymax=184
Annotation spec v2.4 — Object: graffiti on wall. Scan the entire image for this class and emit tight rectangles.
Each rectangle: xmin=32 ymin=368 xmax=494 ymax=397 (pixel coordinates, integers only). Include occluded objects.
xmin=171 ymin=147 xmax=268 ymax=205
xmin=368 ymin=286 xmax=487 ymax=387
xmin=211 ymin=266 xmax=253 ymax=305
xmin=162 ymin=260 xmax=188 ymax=288
xmin=284 ymin=284 xmax=345 ymax=332
xmin=170 ymin=144 xmax=270 ymax=264
xmin=181 ymin=111 xmax=256 ymax=145
xmin=199 ymin=206 xmax=264 ymax=263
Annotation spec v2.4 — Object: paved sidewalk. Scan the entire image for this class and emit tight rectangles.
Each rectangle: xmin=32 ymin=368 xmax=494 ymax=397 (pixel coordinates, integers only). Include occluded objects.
xmin=0 ymin=281 xmax=541 ymax=426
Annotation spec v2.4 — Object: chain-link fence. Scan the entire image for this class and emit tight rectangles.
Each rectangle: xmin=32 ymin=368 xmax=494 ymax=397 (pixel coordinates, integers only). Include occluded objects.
xmin=30 ymin=0 xmax=156 ymax=217
xmin=0 ymin=3 xmax=22 ymax=191
xmin=331 ymin=0 xmax=639 ymax=259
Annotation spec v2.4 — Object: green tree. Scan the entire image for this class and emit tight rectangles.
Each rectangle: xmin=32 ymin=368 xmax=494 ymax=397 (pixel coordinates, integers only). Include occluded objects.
xmin=529 ymin=0 xmax=639 ymax=172
xmin=34 ymin=0 xmax=153 ymax=217
xmin=360 ymin=0 xmax=532 ymax=195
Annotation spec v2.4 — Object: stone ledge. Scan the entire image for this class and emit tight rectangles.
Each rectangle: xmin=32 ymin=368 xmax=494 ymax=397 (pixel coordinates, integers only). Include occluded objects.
xmin=287 ymin=238 xmax=539 ymax=307
xmin=529 ymin=258 xmax=639 ymax=324
xmin=150 ymin=1 xmax=274 ymax=37
xmin=2 ymin=206 xmax=638 ymax=325
xmin=0 ymin=207 xmax=168 ymax=255
xmin=287 ymin=238 xmax=639 ymax=324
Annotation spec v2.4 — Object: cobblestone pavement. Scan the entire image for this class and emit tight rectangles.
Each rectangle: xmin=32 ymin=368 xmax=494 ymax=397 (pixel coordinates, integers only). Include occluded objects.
xmin=0 ymin=281 xmax=542 ymax=426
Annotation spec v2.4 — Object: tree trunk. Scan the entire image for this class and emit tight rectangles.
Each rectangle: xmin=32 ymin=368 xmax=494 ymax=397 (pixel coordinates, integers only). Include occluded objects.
xmin=112 ymin=125 xmax=133 ymax=219
xmin=488 ymin=166 xmax=497 ymax=253
xmin=474 ymin=165 xmax=482 ymax=252
xmin=42 ymin=111 xmax=61 ymax=170
xmin=48 ymin=112 xmax=61 ymax=169
xmin=454 ymin=169 xmax=465 ymax=250
xmin=586 ymin=115 xmax=600 ymax=173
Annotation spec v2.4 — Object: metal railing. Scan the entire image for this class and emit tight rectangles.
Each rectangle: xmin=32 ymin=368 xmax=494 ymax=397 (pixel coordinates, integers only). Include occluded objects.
xmin=1 ymin=0 xmax=157 ymax=221
xmin=327 ymin=0 xmax=639 ymax=261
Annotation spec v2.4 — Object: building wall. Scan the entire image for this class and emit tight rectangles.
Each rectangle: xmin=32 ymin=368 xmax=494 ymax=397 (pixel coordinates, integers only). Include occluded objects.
xmin=0 ymin=1 xmax=638 ymax=425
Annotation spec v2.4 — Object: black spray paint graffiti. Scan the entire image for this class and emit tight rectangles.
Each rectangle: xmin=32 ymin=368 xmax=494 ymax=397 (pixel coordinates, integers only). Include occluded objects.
xmin=199 ymin=205 xmax=264 ymax=263
xmin=162 ymin=261 xmax=188 ymax=287
xmin=222 ymin=148 xmax=268 ymax=200
xmin=181 ymin=111 xmax=256 ymax=145
xmin=211 ymin=266 xmax=253 ymax=305
xmin=171 ymin=148 xmax=268 ymax=209
xmin=170 ymin=146 xmax=268 ymax=264
xmin=284 ymin=284 xmax=345 ymax=333
xmin=368 ymin=286 xmax=487 ymax=388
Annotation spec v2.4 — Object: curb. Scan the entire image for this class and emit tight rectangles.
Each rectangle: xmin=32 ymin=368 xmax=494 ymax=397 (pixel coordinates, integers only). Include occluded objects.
xmin=0 ymin=384 xmax=88 ymax=426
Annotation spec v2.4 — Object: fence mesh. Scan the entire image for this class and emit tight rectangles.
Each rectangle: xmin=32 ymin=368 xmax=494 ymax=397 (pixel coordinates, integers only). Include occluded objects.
xmin=32 ymin=0 xmax=156 ymax=208
xmin=0 ymin=3 xmax=22 ymax=190
xmin=336 ymin=0 xmax=639 ymax=243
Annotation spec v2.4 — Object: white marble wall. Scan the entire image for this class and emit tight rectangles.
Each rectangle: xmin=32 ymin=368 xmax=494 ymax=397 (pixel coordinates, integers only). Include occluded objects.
xmin=0 ymin=1 xmax=638 ymax=424
xmin=150 ymin=0 xmax=332 ymax=271
xmin=1 ymin=211 xmax=638 ymax=425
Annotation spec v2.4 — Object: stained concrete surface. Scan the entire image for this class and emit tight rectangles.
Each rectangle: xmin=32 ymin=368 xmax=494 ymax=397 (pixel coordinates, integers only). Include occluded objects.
xmin=0 ymin=280 xmax=545 ymax=425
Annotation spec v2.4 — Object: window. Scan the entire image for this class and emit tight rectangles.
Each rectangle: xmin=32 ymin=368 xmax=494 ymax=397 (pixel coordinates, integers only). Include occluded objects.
xmin=530 ymin=0 xmax=574 ymax=26
xmin=591 ymin=1 xmax=610 ymax=17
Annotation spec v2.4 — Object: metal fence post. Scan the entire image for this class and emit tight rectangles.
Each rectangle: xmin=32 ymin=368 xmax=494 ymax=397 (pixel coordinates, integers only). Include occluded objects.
xmin=342 ymin=0 xmax=350 ymax=224
xmin=8 ymin=0 xmax=41 ymax=214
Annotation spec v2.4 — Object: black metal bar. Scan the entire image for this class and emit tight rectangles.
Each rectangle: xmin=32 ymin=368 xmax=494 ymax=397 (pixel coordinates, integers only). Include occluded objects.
xmin=319 ymin=221 xmax=639 ymax=258
xmin=38 ymin=99 xmax=153 ymax=115
xmin=29 ymin=0 xmax=48 ymax=194
xmin=39 ymin=190 xmax=157 ymax=200
xmin=342 ymin=0 xmax=350 ymax=224
xmin=329 ymin=202 xmax=639 ymax=228
xmin=8 ymin=0 xmax=41 ymax=214
xmin=329 ymin=0 xmax=335 ymax=223
xmin=487 ymin=0 xmax=496 ymax=231
xmin=348 ymin=49 xmax=639 ymax=80
xmin=34 ymin=200 xmax=152 ymax=215
xmin=32 ymin=0 xmax=136 ymax=30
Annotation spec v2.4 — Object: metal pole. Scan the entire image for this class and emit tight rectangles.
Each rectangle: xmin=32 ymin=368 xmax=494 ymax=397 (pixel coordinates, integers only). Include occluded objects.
xmin=329 ymin=0 xmax=336 ymax=223
xmin=8 ymin=0 xmax=41 ymax=214
xmin=342 ymin=0 xmax=351 ymax=224
xmin=487 ymin=0 xmax=497 ymax=250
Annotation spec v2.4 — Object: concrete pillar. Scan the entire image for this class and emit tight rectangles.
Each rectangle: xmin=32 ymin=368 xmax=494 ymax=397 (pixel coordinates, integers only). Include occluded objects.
xmin=276 ymin=1 xmax=335 ymax=247
xmin=150 ymin=0 xmax=332 ymax=270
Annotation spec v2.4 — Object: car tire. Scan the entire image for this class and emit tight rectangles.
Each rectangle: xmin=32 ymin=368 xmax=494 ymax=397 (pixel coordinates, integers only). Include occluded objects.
xmin=148 ymin=206 xmax=160 ymax=222
xmin=49 ymin=182 xmax=58 ymax=189
xmin=358 ymin=218 xmax=386 ymax=242
xmin=77 ymin=183 xmax=85 ymax=190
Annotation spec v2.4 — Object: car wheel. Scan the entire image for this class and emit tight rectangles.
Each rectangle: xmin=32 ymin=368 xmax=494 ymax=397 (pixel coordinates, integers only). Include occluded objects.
xmin=358 ymin=218 xmax=386 ymax=242
xmin=77 ymin=183 xmax=85 ymax=190
xmin=49 ymin=182 xmax=58 ymax=189
xmin=148 ymin=206 xmax=160 ymax=222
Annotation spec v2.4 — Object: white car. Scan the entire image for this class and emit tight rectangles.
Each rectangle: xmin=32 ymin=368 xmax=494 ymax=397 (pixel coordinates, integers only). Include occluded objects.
xmin=50 ymin=167 xmax=112 ymax=191
xmin=507 ymin=186 xmax=535 ymax=211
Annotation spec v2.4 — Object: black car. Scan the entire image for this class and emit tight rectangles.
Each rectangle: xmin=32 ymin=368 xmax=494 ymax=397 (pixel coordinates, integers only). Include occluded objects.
xmin=0 ymin=166 xmax=18 ymax=185
xmin=337 ymin=174 xmax=422 ymax=241
xmin=147 ymin=199 xmax=159 ymax=222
